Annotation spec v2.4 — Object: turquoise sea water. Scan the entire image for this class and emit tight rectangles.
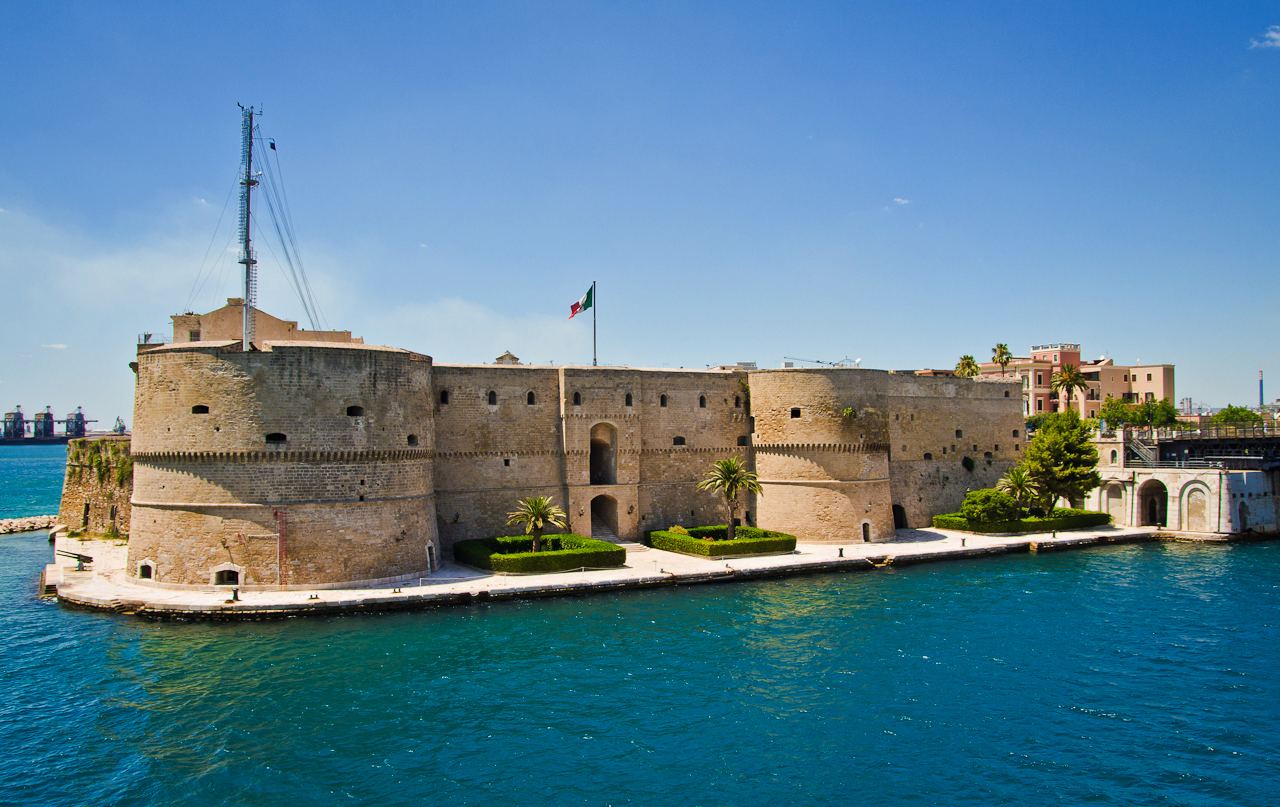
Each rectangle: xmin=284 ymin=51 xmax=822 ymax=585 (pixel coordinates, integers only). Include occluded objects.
xmin=0 ymin=445 xmax=65 ymax=519
xmin=2 ymin=458 xmax=1279 ymax=805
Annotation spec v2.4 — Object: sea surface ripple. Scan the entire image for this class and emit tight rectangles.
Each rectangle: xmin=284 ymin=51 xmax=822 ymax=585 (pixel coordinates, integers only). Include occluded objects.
xmin=0 ymin=497 xmax=1277 ymax=804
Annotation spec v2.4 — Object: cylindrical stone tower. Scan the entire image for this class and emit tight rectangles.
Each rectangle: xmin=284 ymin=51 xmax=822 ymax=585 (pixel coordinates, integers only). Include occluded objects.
xmin=749 ymin=369 xmax=895 ymax=543
xmin=127 ymin=341 xmax=438 ymax=588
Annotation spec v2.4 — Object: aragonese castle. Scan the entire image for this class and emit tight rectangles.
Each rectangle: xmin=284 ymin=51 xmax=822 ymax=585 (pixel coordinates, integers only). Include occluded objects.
xmin=59 ymin=299 xmax=1023 ymax=590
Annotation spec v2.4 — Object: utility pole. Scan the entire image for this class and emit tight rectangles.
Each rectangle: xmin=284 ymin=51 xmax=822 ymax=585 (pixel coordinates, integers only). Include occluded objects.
xmin=238 ymin=104 xmax=259 ymax=349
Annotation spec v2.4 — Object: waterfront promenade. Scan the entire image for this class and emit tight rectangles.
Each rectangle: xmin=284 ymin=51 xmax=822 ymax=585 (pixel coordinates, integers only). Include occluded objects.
xmin=48 ymin=525 xmax=1167 ymax=620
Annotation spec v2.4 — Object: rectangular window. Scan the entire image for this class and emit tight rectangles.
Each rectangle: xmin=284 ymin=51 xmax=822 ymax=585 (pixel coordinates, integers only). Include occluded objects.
xmin=1036 ymin=373 xmax=1043 ymax=386
xmin=1037 ymin=399 xmax=1043 ymax=411
xmin=1147 ymin=373 xmax=1152 ymax=382
xmin=189 ymin=330 xmax=201 ymax=342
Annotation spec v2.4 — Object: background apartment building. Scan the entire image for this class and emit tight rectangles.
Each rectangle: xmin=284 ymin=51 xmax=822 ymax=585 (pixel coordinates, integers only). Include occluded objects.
xmin=979 ymin=343 xmax=1174 ymax=419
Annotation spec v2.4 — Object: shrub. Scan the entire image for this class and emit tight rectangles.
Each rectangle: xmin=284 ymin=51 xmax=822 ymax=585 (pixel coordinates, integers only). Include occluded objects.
xmin=961 ymin=455 xmax=976 ymax=472
xmin=647 ymin=526 xmax=797 ymax=557
xmin=932 ymin=508 xmax=1112 ymax=534
xmin=667 ymin=525 xmax=689 ymax=535
xmin=959 ymin=489 xmax=1020 ymax=523
xmin=452 ymin=534 xmax=625 ymax=573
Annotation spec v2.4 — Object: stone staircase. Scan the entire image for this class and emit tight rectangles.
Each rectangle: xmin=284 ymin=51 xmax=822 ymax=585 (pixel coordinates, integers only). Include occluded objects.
xmin=592 ymin=522 xmax=649 ymax=552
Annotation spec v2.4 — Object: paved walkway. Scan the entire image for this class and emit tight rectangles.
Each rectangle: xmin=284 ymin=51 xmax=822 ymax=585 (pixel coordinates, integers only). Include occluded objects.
xmin=45 ymin=525 xmax=1167 ymax=620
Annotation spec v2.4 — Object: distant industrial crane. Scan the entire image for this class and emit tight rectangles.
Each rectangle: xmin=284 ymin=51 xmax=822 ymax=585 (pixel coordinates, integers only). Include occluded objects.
xmin=783 ymin=356 xmax=862 ymax=368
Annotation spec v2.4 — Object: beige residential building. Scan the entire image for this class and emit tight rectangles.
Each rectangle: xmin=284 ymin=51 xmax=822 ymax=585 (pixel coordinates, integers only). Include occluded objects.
xmin=979 ymin=343 xmax=1174 ymax=419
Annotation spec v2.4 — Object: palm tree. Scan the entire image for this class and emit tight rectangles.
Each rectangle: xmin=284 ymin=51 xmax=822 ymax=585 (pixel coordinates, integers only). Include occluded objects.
xmin=995 ymin=466 xmax=1041 ymax=516
xmin=955 ymin=355 xmax=980 ymax=377
xmin=506 ymin=495 xmax=568 ymax=553
xmin=696 ymin=457 xmax=763 ymax=540
xmin=991 ymin=343 xmax=1013 ymax=376
xmin=1050 ymin=363 xmax=1089 ymax=415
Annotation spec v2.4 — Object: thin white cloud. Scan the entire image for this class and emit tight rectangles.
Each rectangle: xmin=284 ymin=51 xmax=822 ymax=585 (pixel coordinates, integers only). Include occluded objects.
xmin=893 ymin=198 xmax=910 ymax=205
xmin=41 ymin=344 xmax=67 ymax=349
xmin=1251 ymin=25 xmax=1280 ymax=48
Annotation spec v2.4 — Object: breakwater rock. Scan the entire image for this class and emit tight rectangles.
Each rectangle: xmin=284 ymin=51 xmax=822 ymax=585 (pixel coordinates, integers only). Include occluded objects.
xmin=0 ymin=515 xmax=56 ymax=535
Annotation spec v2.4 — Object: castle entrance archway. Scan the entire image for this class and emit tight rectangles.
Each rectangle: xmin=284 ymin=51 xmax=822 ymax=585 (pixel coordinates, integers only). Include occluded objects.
xmin=591 ymin=495 xmax=618 ymax=540
xmin=892 ymin=505 xmax=907 ymax=529
xmin=589 ymin=423 xmax=617 ymax=485
xmin=1139 ymin=480 xmax=1167 ymax=527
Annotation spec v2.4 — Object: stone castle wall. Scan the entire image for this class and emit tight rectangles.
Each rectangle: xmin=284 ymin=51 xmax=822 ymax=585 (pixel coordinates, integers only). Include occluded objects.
xmin=127 ymin=342 xmax=438 ymax=588
xmin=91 ymin=338 xmax=1026 ymax=588
xmin=56 ymin=437 xmax=133 ymax=537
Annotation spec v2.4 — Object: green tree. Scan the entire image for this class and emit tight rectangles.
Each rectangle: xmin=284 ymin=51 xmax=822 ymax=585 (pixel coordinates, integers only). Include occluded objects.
xmin=955 ymin=355 xmax=980 ymax=377
xmin=1050 ymin=363 xmax=1089 ymax=415
xmin=995 ymin=466 xmax=1042 ymax=515
xmin=696 ymin=456 xmax=763 ymax=540
xmin=960 ymin=489 xmax=1020 ymax=523
xmin=506 ymin=495 xmax=568 ymax=553
xmin=1211 ymin=404 xmax=1263 ymax=425
xmin=991 ymin=343 xmax=1013 ymax=376
xmin=1133 ymin=397 xmax=1181 ymax=428
xmin=1099 ymin=394 xmax=1132 ymax=429
xmin=1022 ymin=409 xmax=1101 ymax=512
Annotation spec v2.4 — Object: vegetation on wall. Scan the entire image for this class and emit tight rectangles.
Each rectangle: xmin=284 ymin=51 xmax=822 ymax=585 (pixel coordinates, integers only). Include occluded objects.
xmin=65 ymin=439 xmax=133 ymax=488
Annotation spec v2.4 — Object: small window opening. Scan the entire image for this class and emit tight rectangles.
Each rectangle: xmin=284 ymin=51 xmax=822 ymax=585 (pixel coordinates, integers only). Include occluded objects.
xmin=359 ymin=494 xmax=365 ymax=502
xmin=942 ymin=447 xmax=947 ymax=455
xmin=673 ymin=436 xmax=686 ymax=446
xmin=440 ymin=390 xmax=449 ymax=404
xmin=1004 ymin=391 xmax=1010 ymax=397
xmin=984 ymin=452 xmax=993 ymax=459
xmin=407 ymin=434 xmax=419 ymax=446
xmin=504 ymin=458 xmax=510 ymax=467
xmin=109 ymin=505 xmax=117 ymax=521
xmin=1013 ymin=429 xmax=1019 ymax=437
xmin=955 ymin=429 xmax=963 ymax=438
xmin=346 ymin=405 xmax=364 ymax=417
xmin=527 ymin=391 xmax=536 ymax=405
xmin=734 ymin=396 xmax=741 ymax=408
xmin=699 ymin=396 xmax=706 ymax=408
xmin=625 ymin=393 xmax=633 ymax=407
xmin=791 ymin=408 xmax=801 ymax=418
xmin=139 ymin=564 xmax=152 ymax=580
xmin=81 ymin=503 xmax=90 ymax=527
xmin=189 ymin=330 xmax=201 ymax=342
xmin=488 ymin=391 xmax=497 ymax=406
xmin=573 ymin=392 xmax=581 ymax=406
xmin=737 ymin=435 xmax=749 ymax=446
xmin=660 ymin=394 xmax=667 ymax=407
xmin=191 ymin=404 xmax=209 ymax=414
xmin=214 ymin=570 xmax=239 ymax=586
xmin=862 ymin=523 xmax=871 ymax=543
xmin=924 ymin=453 xmax=933 ymax=460
xmin=265 ymin=433 xmax=287 ymax=444
xmin=994 ymin=444 xmax=999 ymax=451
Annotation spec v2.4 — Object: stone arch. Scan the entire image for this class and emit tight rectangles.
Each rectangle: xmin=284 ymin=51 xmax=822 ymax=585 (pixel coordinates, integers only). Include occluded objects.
xmin=209 ymin=561 xmax=245 ymax=587
xmin=861 ymin=521 xmax=871 ymax=542
xmin=1105 ymin=483 xmax=1126 ymax=524
xmin=1138 ymin=479 xmax=1167 ymax=527
xmin=1180 ymin=482 xmax=1211 ymax=533
xmin=137 ymin=558 xmax=156 ymax=580
xmin=591 ymin=494 xmax=618 ymax=539
xmin=589 ymin=422 xmax=617 ymax=485
xmin=892 ymin=504 xmax=907 ymax=529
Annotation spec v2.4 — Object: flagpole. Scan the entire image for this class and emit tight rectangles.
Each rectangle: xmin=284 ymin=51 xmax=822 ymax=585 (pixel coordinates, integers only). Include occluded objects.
xmin=592 ymin=280 xmax=597 ymax=366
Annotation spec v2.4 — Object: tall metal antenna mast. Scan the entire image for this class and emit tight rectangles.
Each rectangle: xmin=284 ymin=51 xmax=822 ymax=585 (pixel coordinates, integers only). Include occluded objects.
xmin=238 ymin=104 xmax=259 ymax=349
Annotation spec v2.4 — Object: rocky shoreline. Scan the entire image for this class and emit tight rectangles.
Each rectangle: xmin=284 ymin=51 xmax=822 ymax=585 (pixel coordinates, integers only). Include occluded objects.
xmin=0 ymin=515 xmax=56 ymax=535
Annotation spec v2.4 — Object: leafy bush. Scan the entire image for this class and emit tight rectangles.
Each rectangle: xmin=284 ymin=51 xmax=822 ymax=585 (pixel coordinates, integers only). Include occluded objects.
xmin=932 ymin=508 xmax=1112 ymax=534
xmin=452 ymin=534 xmax=625 ymax=573
xmin=959 ymin=489 xmax=1020 ymax=523
xmin=667 ymin=525 xmax=689 ymax=535
xmin=961 ymin=455 xmax=976 ymax=472
xmin=647 ymin=526 xmax=797 ymax=557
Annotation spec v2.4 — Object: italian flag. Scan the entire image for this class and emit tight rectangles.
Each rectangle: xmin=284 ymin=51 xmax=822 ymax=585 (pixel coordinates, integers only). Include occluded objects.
xmin=568 ymin=285 xmax=593 ymax=319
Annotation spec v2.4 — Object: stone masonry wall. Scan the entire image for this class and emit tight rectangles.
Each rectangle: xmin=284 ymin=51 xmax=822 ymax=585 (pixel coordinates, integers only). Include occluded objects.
xmin=128 ymin=342 xmax=437 ymax=587
xmin=56 ymin=437 xmax=133 ymax=537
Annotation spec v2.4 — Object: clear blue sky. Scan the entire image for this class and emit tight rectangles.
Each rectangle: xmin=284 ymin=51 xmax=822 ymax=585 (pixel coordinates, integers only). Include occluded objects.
xmin=2 ymin=2 xmax=1278 ymax=424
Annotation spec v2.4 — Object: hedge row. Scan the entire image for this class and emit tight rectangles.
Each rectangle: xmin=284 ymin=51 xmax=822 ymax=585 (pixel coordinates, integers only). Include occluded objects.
xmin=932 ymin=508 xmax=1112 ymax=534
xmin=452 ymin=534 xmax=626 ymax=573
xmin=646 ymin=526 xmax=797 ymax=557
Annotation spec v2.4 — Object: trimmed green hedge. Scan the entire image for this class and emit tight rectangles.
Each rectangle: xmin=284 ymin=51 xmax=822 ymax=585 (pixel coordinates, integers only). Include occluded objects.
xmin=452 ymin=534 xmax=625 ymax=573
xmin=932 ymin=508 xmax=1112 ymax=534
xmin=646 ymin=526 xmax=797 ymax=557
